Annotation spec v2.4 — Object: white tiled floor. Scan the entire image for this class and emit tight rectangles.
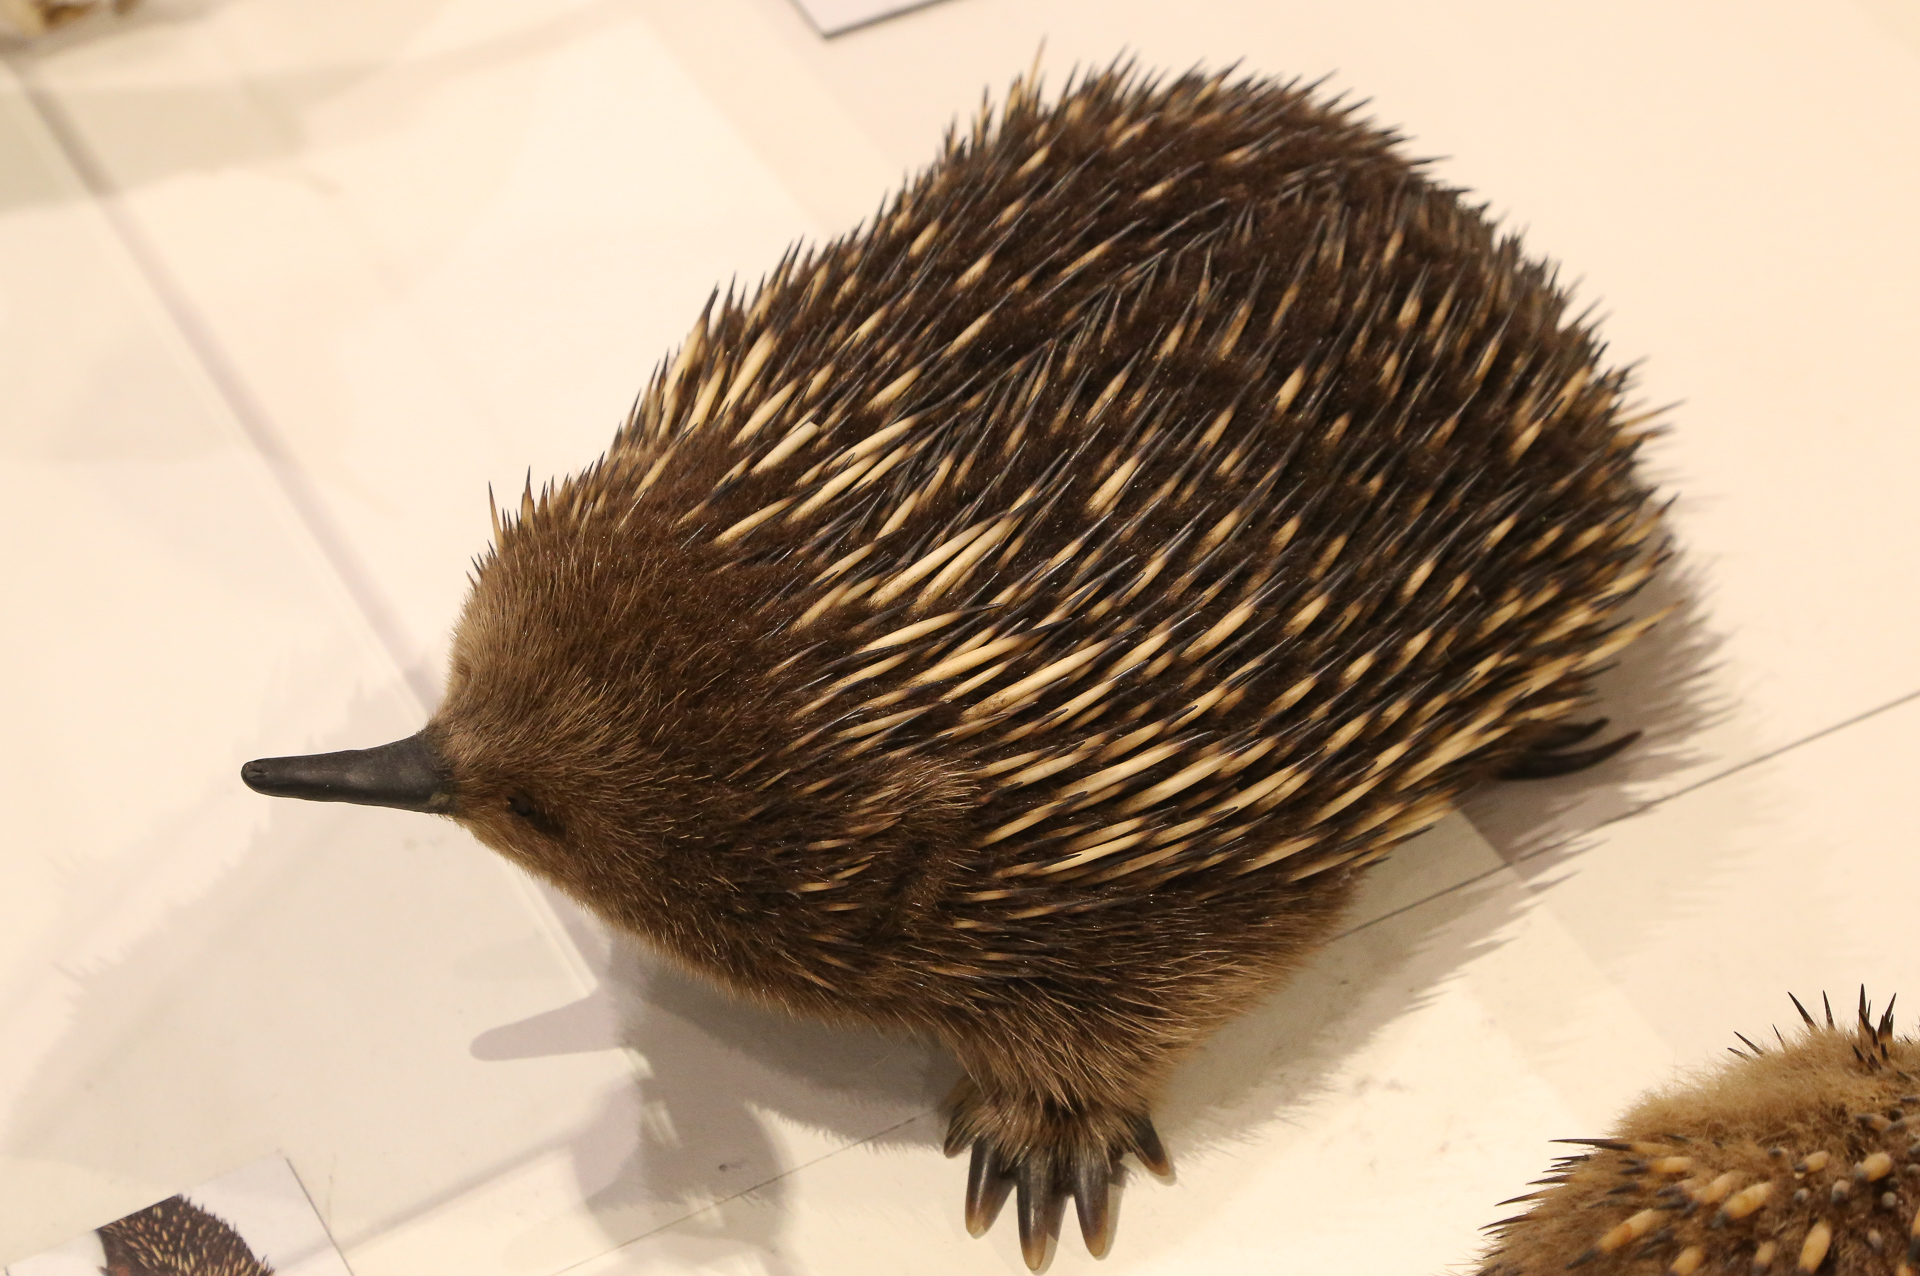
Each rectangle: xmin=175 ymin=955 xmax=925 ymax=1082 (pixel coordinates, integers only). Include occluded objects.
xmin=3 ymin=2 xmax=1917 ymax=1273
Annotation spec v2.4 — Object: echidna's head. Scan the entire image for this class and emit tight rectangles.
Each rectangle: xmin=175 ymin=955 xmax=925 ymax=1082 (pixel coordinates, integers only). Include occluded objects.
xmin=419 ymin=521 xmax=764 ymax=903
xmin=241 ymin=492 xmax=968 ymax=950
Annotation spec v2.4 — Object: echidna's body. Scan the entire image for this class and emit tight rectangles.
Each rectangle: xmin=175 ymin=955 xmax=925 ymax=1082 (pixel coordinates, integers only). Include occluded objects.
xmin=98 ymin=1196 xmax=274 ymax=1276
xmin=1483 ymin=995 xmax=1920 ymax=1276
xmin=246 ymin=67 xmax=1662 ymax=1263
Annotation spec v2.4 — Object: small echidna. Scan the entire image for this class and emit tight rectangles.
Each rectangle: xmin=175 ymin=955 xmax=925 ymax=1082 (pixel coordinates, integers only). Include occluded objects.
xmin=97 ymin=1195 xmax=274 ymax=1276
xmin=1481 ymin=993 xmax=1920 ymax=1276
xmin=243 ymin=66 xmax=1664 ymax=1265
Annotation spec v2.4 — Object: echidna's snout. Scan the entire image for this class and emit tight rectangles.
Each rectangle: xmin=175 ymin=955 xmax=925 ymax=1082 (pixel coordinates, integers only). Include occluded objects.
xmin=241 ymin=731 xmax=453 ymax=813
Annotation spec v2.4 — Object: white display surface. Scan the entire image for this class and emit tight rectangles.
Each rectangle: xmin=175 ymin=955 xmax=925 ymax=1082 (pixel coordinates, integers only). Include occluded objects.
xmin=0 ymin=59 xmax=663 ymax=1274
xmin=2 ymin=0 xmax=1918 ymax=1273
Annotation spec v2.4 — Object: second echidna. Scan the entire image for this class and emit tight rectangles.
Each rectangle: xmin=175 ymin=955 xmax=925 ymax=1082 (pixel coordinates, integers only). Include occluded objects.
xmin=243 ymin=65 xmax=1664 ymax=1264
xmin=1482 ymin=993 xmax=1920 ymax=1276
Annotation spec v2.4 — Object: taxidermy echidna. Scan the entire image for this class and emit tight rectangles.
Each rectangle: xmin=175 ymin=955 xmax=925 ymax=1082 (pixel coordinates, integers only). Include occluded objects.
xmin=1481 ymin=993 xmax=1920 ymax=1276
xmin=242 ymin=65 xmax=1664 ymax=1265
xmin=97 ymin=1195 xmax=273 ymax=1276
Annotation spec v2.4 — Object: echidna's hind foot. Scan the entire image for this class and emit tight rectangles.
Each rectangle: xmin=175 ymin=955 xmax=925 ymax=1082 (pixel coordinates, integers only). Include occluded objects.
xmin=943 ymin=1078 xmax=1168 ymax=1268
xmin=1499 ymin=718 xmax=1641 ymax=780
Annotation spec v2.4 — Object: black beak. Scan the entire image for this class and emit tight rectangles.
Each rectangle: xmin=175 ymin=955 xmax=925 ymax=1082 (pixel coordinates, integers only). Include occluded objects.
xmin=241 ymin=731 xmax=454 ymax=813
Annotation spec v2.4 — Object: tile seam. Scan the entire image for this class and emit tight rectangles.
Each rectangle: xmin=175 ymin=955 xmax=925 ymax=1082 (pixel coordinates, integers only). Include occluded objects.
xmin=550 ymin=1108 xmax=938 ymax=1272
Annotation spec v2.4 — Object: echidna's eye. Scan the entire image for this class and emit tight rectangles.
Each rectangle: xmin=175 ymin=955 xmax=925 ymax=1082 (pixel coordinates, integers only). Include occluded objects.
xmin=505 ymin=793 xmax=564 ymax=838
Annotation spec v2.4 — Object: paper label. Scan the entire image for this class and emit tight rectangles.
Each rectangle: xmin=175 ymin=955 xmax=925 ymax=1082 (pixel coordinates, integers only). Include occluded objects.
xmin=7 ymin=1157 xmax=352 ymax=1276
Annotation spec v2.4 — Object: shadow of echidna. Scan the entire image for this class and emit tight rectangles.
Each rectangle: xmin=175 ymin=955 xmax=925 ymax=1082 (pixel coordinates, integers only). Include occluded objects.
xmin=97 ymin=1195 xmax=272 ymax=1276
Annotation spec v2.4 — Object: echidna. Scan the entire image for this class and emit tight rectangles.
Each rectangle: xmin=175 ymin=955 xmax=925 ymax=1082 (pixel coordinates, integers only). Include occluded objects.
xmin=242 ymin=66 xmax=1664 ymax=1265
xmin=1481 ymin=993 xmax=1920 ymax=1276
xmin=0 ymin=0 xmax=136 ymax=38
xmin=97 ymin=1195 xmax=274 ymax=1276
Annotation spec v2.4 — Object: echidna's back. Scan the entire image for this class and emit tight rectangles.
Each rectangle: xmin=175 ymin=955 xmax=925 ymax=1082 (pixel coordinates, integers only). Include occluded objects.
xmin=616 ymin=69 xmax=1418 ymax=471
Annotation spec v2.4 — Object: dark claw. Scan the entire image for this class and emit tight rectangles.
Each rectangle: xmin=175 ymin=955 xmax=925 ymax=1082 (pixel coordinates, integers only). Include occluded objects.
xmin=1073 ymin=1152 xmax=1115 ymax=1258
xmin=1016 ymin=1157 xmax=1061 ymax=1270
xmin=1531 ymin=718 xmax=1611 ymax=752
xmin=1499 ymin=728 xmax=1640 ymax=780
xmin=1128 ymin=1112 xmax=1172 ymax=1176
xmin=942 ymin=1079 xmax=977 ymax=1157
xmin=965 ymin=1141 xmax=1016 ymax=1237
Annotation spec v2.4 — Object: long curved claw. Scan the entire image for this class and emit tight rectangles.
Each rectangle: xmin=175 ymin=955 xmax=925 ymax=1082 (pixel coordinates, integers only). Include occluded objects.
xmin=1072 ymin=1151 xmax=1115 ymax=1258
xmin=1500 ymin=728 xmax=1640 ymax=780
xmin=948 ymin=1092 xmax=1165 ymax=1259
xmin=1015 ymin=1157 xmax=1062 ymax=1270
xmin=1127 ymin=1113 xmax=1172 ymax=1177
xmin=1530 ymin=718 xmax=1611 ymax=752
xmin=966 ymin=1142 xmax=1016 ymax=1237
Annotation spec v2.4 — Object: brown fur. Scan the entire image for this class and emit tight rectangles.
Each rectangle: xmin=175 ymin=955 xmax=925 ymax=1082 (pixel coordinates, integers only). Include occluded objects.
xmin=98 ymin=1196 xmax=273 ymax=1276
xmin=364 ymin=65 xmax=1658 ymax=1258
xmin=1480 ymin=994 xmax=1920 ymax=1276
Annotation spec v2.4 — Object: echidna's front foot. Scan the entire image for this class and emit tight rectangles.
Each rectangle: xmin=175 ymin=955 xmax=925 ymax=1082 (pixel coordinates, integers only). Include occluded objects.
xmin=943 ymin=1078 xmax=1170 ymax=1268
xmin=1499 ymin=717 xmax=1641 ymax=779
